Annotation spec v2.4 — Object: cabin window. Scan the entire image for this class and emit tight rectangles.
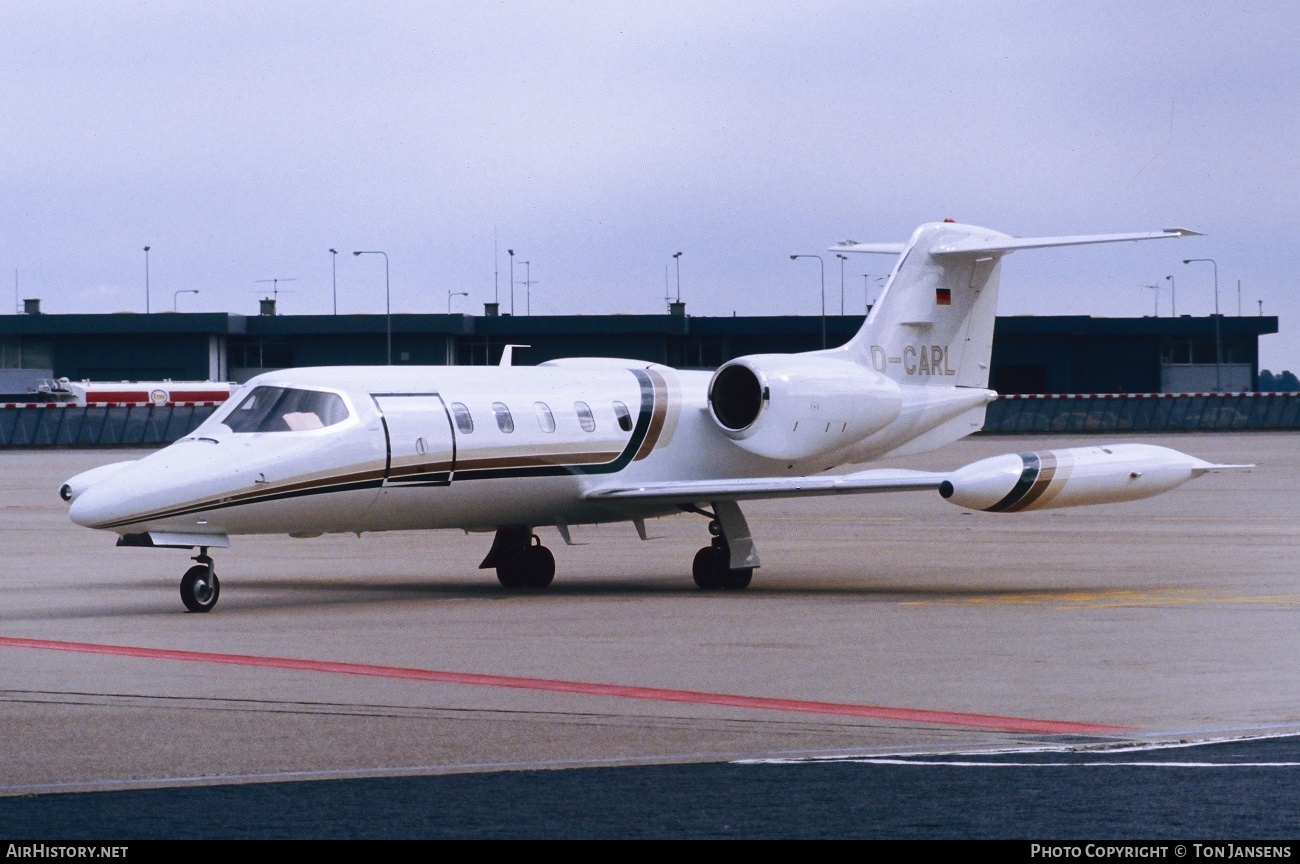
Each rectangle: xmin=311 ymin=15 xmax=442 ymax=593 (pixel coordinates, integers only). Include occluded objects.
xmin=492 ymin=402 xmax=515 ymax=433
xmin=613 ymin=400 xmax=633 ymax=432
xmin=223 ymin=386 xmax=349 ymax=433
xmin=575 ymin=401 xmax=596 ymax=432
xmin=535 ymin=402 xmax=556 ymax=433
xmin=450 ymin=402 xmax=474 ymax=434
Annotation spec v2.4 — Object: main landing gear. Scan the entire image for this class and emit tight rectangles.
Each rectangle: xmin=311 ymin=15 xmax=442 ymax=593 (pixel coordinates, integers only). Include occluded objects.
xmin=686 ymin=501 xmax=760 ymax=591
xmin=180 ymin=548 xmax=220 ymax=613
xmin=481 ymin=527 xmax=555 ymax=589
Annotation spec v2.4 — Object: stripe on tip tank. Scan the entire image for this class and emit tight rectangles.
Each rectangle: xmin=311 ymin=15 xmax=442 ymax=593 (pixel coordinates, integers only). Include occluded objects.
xmin=985 ymin=451 xmax=1061 ymax=513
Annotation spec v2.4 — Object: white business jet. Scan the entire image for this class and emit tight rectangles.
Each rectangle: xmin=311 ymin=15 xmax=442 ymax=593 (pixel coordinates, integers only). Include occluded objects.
xmin=62 ymin=220 xmax=1243 ymax=612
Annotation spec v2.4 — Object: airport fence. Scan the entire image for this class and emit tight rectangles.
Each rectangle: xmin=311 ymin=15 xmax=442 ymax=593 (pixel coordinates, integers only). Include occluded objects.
xmin=982 ymin=393 xmax=1300 ymax=433
xmin=0 ymin=393 xmax=1298 ymax=447
xmin=0 ymin=404 xmax=218 ymax=447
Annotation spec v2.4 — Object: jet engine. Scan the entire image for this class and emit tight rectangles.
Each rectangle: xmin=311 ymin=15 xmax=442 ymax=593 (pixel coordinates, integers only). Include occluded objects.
xmin=939 ymin=443 xmax=1237 ymax=512
xmin=707 ymin=354 xmax=902 ymax=462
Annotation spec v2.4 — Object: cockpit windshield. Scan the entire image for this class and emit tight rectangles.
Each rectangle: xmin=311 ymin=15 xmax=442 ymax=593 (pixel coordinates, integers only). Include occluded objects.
xmin=222 ymin=386 xmax=350 ymax=433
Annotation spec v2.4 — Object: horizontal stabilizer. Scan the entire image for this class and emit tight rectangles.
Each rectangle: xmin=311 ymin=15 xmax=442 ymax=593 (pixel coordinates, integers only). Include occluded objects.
xmin=930 ymin=227 xmax=1201 ymax=258
xmin=828 ymin=241 xmax=907 ymax=255
xmin=584 ymin=469 xmax=946 ymax=505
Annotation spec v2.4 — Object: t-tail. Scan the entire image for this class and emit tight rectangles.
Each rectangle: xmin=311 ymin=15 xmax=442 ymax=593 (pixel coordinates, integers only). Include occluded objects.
xmin=828 ymin=221 xmax=1200 ymax=389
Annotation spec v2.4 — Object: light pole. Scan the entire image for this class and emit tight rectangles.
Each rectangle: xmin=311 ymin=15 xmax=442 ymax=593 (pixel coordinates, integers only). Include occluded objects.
xmin=672 ymin=252 xmax=682 ymax=303
xmin=353 ymin=250 xmax=391 ymax=365
xmin=448 ymin=290 xmax=468 ymax=313
xmin=328 ymin=248 xmax=338 ymax=315
xmin=173 ymin=289 xmax=198 ymax=312
xmin=507 ymin=249 xmax=515 ymax=315
xmin=1165 ymin=274 xmax=1177 ymax=317
xmin=863 ymin=274 xmax=886 ymax=315
xmin=836 ymin=253 xmax=847 ymax=315
xmin=790 ymin=254 xmax=826 ymax=349
xmin=1183 ymin=258 xmax=1221 ymax=391
xmin=1139 ymin=284 xmax=1161 ymax=317
xmin=143 ymin=246 xmax=151 ymax=314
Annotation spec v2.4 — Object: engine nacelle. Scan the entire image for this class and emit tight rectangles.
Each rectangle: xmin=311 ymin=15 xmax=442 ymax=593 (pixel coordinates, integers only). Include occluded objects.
xmin=707 ymin=354 xmax=902 ymax=462
xmin=939 ymin=443 xmax=1222 ymax=512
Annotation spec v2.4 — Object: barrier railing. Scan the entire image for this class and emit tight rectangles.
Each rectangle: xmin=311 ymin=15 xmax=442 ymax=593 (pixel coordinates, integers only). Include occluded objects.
xmin=982 ymin=393 xmax=1300 ymax=433
xmin=0 ymin=405 xmax=218 ymax=447
xmin=1 ymin=393 xmax=1297 ymax=447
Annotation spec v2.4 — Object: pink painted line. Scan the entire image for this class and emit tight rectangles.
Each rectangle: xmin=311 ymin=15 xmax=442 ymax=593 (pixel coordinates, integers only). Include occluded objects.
xmin=0 ymin=636 xmax=1131 ymax=735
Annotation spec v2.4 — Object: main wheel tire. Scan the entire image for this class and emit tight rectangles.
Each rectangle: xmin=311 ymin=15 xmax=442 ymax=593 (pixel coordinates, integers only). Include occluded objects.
xmin=180 ymin=565 xmax=220 ymax=613
xmin=692 ymin=546 xmax=725 ymax=590
xmin=521 ymin=544 xmax=556 ymax=588
xmin=720 ymin=567 xmax=753 ymax=590
xmin=496 ymin=556 xmax=527 ymax=588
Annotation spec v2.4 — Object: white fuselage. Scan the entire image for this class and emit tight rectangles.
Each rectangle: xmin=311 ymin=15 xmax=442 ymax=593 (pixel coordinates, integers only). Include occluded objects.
xmin=66 ymin=359 xmax=992 ymax=540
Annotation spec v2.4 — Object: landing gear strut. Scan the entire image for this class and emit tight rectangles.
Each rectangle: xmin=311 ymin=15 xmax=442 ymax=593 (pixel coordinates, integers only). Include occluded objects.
xmin=180 ymin=548 xmax=220 ymax=613
xmin=687 ymin=501 xmax=759 ymax=591
xmin=481 ymin=527 xmax=556 ymax=589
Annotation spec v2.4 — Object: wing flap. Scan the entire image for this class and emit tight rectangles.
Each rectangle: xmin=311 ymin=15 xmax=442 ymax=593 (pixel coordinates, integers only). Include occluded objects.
xmin=583 ymin=469 xmax=946 ymax=505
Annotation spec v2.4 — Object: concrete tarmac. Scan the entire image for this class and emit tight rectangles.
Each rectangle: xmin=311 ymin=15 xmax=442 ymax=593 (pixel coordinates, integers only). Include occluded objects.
xmin=1 ymin=432 xmax=1296 ymax=796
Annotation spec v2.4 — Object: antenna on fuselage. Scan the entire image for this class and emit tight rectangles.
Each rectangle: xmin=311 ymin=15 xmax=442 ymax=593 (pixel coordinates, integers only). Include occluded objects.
xmin=499 ymin=344 xmax=531 ymax=366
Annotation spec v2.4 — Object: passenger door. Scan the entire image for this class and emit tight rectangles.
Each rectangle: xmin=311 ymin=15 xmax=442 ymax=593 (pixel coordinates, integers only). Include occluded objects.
xmin=371 ymin=393 xmax=456 ymax=486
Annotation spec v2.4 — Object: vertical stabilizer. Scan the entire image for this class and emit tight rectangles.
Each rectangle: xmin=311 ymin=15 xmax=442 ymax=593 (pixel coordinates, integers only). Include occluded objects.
xmin=834 ymin=222 xmax=1007 ymax=389
xmin=829 ymin=222 xmax=1198 ymax=390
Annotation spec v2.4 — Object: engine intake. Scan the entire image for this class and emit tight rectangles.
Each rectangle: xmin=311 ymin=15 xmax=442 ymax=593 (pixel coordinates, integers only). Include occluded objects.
xmin=710 ymin=364 xmax=764 ymax=430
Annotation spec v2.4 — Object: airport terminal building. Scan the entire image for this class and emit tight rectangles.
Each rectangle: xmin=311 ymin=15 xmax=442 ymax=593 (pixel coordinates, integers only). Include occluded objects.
xmin=0 ymin=307 xmax=1279 ymax=395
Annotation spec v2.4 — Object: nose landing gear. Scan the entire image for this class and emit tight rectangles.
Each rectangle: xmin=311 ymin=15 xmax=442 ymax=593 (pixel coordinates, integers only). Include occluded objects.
xmin=180 ymin=548 xmax=220 ymax=613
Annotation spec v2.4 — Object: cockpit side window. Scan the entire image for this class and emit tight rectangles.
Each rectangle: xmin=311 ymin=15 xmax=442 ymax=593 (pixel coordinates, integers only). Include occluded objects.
xmin=223 ymin=386 xmax=350 ymax=433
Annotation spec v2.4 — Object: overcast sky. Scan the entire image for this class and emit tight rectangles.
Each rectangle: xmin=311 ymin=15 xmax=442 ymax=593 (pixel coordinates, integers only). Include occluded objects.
xmin=3 ymin=1 xmax=1297 ymax=371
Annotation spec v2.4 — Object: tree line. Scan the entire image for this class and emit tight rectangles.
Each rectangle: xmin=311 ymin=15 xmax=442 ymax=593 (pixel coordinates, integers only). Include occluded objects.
xmin=1258 ymin=369 xmax=1300 ymax=391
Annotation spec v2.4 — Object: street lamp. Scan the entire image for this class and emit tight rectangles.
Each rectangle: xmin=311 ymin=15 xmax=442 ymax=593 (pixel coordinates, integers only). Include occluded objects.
xmin=1165 ymin=274 xmax=1177 ymax=317
xmin=862 ymin=274 xmax=887 ymax=315
xmin=790 ymin=254 xmax=826 ymax=349
xmin=328 ymin=249 xmax=338 ymax=315
xmin=519 ymin=261 xmax=537 ymax=316
xmin=1183 ymin=258 xmax=1221 ymax=391
xmin=353 ymin=250 xmax=391 ymax=365
xmin=507 ymin=249 xmax=515 ymax=315
xmin=1139 ymin=284 xmax=1161 ymax=317
xmin=173 ymin=289 xmax=199 ymax=312
xmin=143 ymin=246 xmax=151 ymax=314
xmin=448 ymin=290 xmax=468 ymax=313
xmin=835 ymin=253 xmax=848 ymax=315
xmin=672 ymin=252 xmax=682 ymax=303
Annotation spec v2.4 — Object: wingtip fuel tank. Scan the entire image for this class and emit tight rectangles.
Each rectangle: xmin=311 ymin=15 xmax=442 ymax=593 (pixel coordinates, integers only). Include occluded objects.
xmin=939 ymin=444 xmax=1249 ymax=512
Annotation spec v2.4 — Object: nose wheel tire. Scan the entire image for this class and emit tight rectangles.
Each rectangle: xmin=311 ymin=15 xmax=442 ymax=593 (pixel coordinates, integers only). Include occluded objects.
xmin=180 ymin=565 xmax=220 ymax=613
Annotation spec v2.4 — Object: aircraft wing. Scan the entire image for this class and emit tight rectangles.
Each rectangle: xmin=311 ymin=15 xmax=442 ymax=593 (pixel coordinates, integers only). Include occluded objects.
xmin=582 ymin=468 xmax=946 ymax=505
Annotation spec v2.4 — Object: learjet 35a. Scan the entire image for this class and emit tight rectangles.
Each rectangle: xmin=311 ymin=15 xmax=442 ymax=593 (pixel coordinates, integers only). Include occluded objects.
xmin=62 ymin=220 xmax=1247 ymax=612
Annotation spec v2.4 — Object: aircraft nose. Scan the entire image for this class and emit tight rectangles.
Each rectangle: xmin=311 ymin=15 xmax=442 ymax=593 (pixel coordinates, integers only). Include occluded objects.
xmin=67 ymin=443 xmax=242 ymax=531
xmin=68 ymin=481 xmax=126 ymax=528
